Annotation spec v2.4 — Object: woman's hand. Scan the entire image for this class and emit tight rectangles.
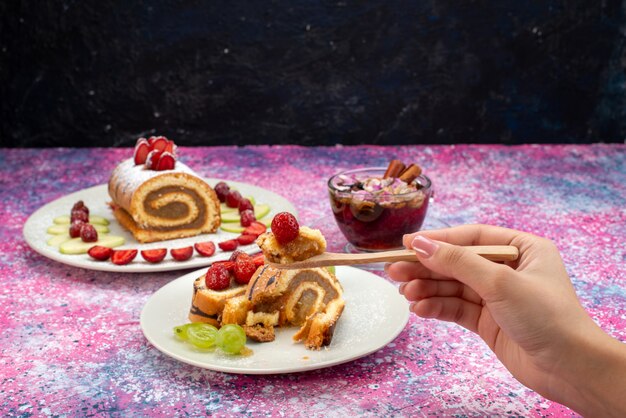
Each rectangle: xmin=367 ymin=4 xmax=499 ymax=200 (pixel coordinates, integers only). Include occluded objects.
xmin=386 ymin=224 xmax=626 ymax=417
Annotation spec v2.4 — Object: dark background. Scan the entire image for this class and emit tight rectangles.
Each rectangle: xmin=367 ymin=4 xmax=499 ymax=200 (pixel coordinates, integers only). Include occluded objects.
xmin=1 ymin=1 xmax=625 ymax=147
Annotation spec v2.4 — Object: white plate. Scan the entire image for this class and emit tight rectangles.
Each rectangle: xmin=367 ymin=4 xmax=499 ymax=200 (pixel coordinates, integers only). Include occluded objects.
xmin=23 ymin=179 xmax=296 ymax=272
xmin=140 ymin=266 xmax=409 ymax=374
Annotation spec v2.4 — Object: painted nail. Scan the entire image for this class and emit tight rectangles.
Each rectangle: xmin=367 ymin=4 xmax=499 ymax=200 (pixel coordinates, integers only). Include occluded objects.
xmin=411 ymin=236 xmax=439 ymax=258
xmin=398 ymin=283 xmax=406 ymax=295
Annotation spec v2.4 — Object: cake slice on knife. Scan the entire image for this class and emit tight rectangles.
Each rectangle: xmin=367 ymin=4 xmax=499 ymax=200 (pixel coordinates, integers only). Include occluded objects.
xmin=108 ymin=136 xmax=220 ymax=243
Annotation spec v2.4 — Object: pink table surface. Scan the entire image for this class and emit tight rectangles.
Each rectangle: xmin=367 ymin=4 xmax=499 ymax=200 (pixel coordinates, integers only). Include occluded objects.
xmin=1 ymin=144 xmax=625 ymax=417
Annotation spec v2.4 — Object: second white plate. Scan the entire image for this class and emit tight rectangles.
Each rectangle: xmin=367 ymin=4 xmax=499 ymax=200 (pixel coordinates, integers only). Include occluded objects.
xmin=140 ymin=266 xmax=410 ymax=374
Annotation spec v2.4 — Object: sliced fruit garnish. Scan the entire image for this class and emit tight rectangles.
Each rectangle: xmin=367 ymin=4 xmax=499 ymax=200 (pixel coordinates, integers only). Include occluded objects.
xmin=150 ymin=136 xmax=169 ymax=152
xmin=220 ymin=219 xmax=271 ymax=234
xmin=59 ymin=235 xmax=125 ymax=255
xmin=47 ymin=223 xmax=109 ymax=235
xmin=134 ymin=138 xmax=151 ymax=165
xmin=218 ymin=239 xmax=239 ymax=251
xmin=251 ymin=253 xmax=265 ymax=267
xmin=236 ymin=234 xmax=257 ymax=245
xmin=238 ymin=198 xmax=254 ymax=213
xmin=225 ymin=190 xmax=242 ymax=208
xmin=88 ymin=246 xmax=114 ymax=261
xmin=145 ymin=150 xmax=163 ymax=170
xmin=53 ymin=215 xmax=109 ymax=225
xmin=141 ymin=248 xmax=167 ymax=263
xmin=194 ymin=241 xmax=216 ymax=257
xmin=254 ymin=204 xmax=271 ymax=219
xmin=47 ymin=234 xmax=72 ymax=248
xmin=233 ymin=253 xmax=256 ymax=284
xmin=205 ymin=264 xmax=231 ymax=291
xmin=214 ymin=182 xmax=230 ymax=203
xmin=243 ymin=221 xmax=268 ymax=237
xmin=240 ymin=210 xmax=256 ymax=227
xmin=80 ymin=224 xmax=99 ymax=242
xmin=220 ymin=203 xmax=238 ymax=214
xmin=171 ymin=246 xmax=193 ymax=261
xmin=212 ymin=260 xmax=235 ymax=272
xmin=156 ymin=152 xmax=176 ymax=171
xmin=111 ymin=249 xmax=138 ymax=265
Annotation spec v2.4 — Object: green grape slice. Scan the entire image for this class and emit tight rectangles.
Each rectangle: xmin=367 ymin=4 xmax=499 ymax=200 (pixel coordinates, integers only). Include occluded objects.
xmin=184 ymin=323 xmax=219 ymax=349
xmin=216 ymin=324 xmax=247 ymax=354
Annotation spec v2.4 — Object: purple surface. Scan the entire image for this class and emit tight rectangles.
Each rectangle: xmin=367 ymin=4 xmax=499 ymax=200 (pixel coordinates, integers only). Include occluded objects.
xmin=1 ymin=144 xmax=625 ymax=417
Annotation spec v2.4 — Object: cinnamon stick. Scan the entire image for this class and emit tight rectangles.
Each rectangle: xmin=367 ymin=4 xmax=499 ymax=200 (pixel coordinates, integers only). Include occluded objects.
xmin=398 ymin=164 xmax=422 ymax=183
xmin=383 ymin=160 xmax=406 ymax=178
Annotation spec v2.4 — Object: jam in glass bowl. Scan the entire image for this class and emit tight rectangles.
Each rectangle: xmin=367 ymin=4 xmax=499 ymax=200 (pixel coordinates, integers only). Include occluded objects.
xmin=328 ymin=167 xmax=432 ymax=251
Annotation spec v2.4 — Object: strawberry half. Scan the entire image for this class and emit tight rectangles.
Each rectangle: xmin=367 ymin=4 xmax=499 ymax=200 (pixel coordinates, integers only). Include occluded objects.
xmin=233 ymin=253 xmax=256 ymax=284
xmin=111 ymin=249 xmax=138 ymax=265
xmin=251 ymin=252 xmax=265 ymax=267
xmin=236 ymin=234 xmax=257 ymax=245
xmin=194 ymin=241 xmax=216 ymax=257
xmin=242 ymin=221 xmax=267 ymax=238
xmin=164 ymin=139 xmax=176 ymax=154
xmin=156 ymin=152 xmax=176 ymax=171
xmin=145 ymin=150 xmax=163 ymax=170
xmin=212 ymin=260 xmax=235 ymax=273
xmin=134 ymin=138 xmax=151 ymax=165
xmin=171 ymin=246 xmax=193 ymax=261
xmin=141 ymin=248 xmax=167 ymax=263
xmin=218 ymin=239 xmax=239 ymax=251
xmin=151 ymin=136 xmax=169 ymax=152
xmin=88 ymin=245 xmax=113 ymax=261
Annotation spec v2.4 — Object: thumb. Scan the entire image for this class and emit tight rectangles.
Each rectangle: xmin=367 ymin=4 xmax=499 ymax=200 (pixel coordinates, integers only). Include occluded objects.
xmin=410 ymin=235 xmax=507 ymax=297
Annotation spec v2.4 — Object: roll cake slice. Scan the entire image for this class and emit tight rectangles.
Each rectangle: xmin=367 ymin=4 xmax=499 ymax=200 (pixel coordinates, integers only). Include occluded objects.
xmin=108 ymin=158 xmax=220 ymax=243
xmin=244 ymin=265 xmax=345 ymax=350
xmin=189 ymin=274 xmax=247 ymax=327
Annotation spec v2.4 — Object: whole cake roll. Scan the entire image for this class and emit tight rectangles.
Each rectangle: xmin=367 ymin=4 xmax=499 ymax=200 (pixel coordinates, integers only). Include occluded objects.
xmin=108 ymin=158 xmax=221 ymax=243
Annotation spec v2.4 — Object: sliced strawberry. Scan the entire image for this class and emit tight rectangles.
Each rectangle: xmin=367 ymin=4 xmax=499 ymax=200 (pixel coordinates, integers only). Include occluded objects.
xmin=141 ymin=248 xmax=167 ymax=263
xmin=242 ymin=221 xmax=267 ymax=237
xmin=213 ymin=260 xmax=235 ymax=272
xmin=233 ymin=253 xmax=256 ymax=284
xmin=151 ymin=136 xmax=169 ymax=152
xmin=88 ymin=245 xmax=113 ymax=261
xmin=251 ymin=252 xmax=265 ymax=267
xmin=147 ymin=136 xmax=158 ymax=145
xmin=145 ymin=150 xmax=163 ymax=170
xmin=156 ymin=152 xmax=176 ymax=171
xmin=194 ymin=241 xmax=216 ymax=257
xmin=229 ymin=250 xmax=245 ymax=262
xmin=171 ymin=246 xmax=193 ymax=261
xmin=218 ymin=239 xmax=239 ymax=251
xmin=134 ymin=138 xmax=151 ymax=165
xmin=236 ymin=234 xmax=257 ymax=245
xmin=164 ymin=139 xmax=176 ymax=154
xmin=111 ymin=249 xmax=138 ymax=265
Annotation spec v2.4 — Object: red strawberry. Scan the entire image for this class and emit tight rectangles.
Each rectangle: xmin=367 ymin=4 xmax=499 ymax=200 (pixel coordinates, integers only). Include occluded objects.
xmin=229 ymin=250 xmax=245 ymax=262
xmin=233 ymin=253 xmax=256 ymax=284
xmin=225 ymin=190 xmax=242 ymax=208
xmin=194 ymin=241 xmax=216 ymax=257
xmin=271 ymin=212 xmax=299 ymax=245
xmin=111 ymin=249 xmax=138 ymax=265
xmin=251 ymin=252 xmax=265 ymax=267
xmin=218 ymin=239 xmax=239 ymax=251
xmin=141 ymin=248 xmax=167 ymax=263
xmin=238 ymin=198 xmax=254 ymax=213
xmin=236 ymin=234 xmax=257 ymax=245
xmin=88 ymin=245 xmax=113 ymax=261
xmin=80 ymin=224 xmax=98 ymax=242
xmin=164 ymin=139 xmax=176 ymax=154
xmin=134 ymin=138 xmax=151 ymax=165
xmin=242 ymin=221 xmax=267 ymax=237
xmin=240 ymin=209 xmax=256 ymax=227
xmin=151 ymin=136 xmax=169 ymax=152
xmin=205 ymin=264 xmax=231 ymax=291
xmin=156 ymin=152 xmax=176 ymax=171
xmin=213 ymin=260 xmax=235 ymax=272
xmin=171 ymin=246 xmax=193 ymax=261
xmin=69 ymin=220 xmax=85 ymax=238
xmin=145 ymin=150 xmax=163 ymax=170
xmin=148 ymin=136 xmax=158 ymax=146
xmin=214 ymin=182 xmax=230 ymax=202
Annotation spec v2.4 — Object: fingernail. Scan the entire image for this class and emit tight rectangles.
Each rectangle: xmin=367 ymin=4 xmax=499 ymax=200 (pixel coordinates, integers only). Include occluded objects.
xmin=398 ymin=283 xmax=406 ymax=295
xmin=411 ymin=236 xmax=439 ymax=258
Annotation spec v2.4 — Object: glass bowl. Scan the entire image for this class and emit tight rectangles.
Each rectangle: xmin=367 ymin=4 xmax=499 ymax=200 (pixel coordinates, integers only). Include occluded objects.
xmin=328 ymin=167 xmax=433 ymax=251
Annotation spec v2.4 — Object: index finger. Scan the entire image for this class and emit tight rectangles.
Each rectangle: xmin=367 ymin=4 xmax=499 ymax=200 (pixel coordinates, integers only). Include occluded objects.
xmin=403 ymin=224 xmax=524 ymax=248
